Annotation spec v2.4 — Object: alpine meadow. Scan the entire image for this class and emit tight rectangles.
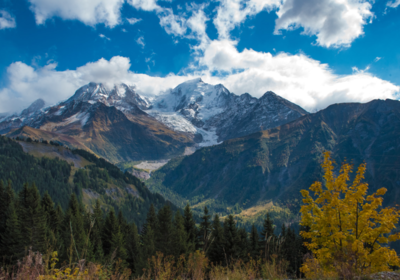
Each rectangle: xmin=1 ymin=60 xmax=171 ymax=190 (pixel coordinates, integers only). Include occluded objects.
xmin=1 ymin=0 xmax=400 ymax=279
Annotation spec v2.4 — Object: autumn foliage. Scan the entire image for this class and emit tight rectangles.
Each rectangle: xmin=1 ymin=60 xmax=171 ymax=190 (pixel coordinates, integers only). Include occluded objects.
xmin=300 ymin=152 xmax=400 ymax=279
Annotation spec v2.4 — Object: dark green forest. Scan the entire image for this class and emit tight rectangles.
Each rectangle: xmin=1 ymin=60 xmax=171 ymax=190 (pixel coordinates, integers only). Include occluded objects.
xmin=0 ymin=182 xmax=305 ymax=277
xmin=0 ymin=135 xmax=305 ymax=277
xmin=0 ymin=136 xmax=174 ymax=227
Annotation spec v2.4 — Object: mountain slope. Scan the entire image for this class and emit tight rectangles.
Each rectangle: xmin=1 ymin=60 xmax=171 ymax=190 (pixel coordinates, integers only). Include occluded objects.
xmin=147 ymin=99 xmax=400 ymax=211
xmin=2 ymin=84 xmax=195 ymax=163
xmin=0 ymin=135 xmax=175 ymax=227
xmin=150 ymin=78 xmax=308 ymax=144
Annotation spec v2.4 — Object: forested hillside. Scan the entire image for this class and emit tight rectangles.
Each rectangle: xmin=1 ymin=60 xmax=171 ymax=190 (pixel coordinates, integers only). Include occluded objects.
xmin=0 ymin=136 xmax=174 ymax=227
xmin=0 ymin=182 xmax=305 ymax=278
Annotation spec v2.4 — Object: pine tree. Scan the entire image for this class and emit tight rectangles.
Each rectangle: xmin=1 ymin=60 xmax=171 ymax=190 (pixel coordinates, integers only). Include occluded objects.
xmin=0 ymin=180 xmax=14 ymax=236
xmin=208 ymin=214 xmax=225 ymax=265
xmin=110 ymin=229 xmax=128 ymax=263
xmin=199 ymin=206 xmax=212 ymax=252
xmin=260 ymin=213 xmax=275 ymax=259
xmin=223 ymin=215 xmax=240 ymax=265
xmin=172 ymin=210 xmax=188 ymax=258
xmin=41 ymin=192 xmax=58 ymax=248
xmin=102 ymin=208 xmax=118 ymax=257
xmin=126 ymin=222 xmax=140 ymax=275
xmin=139 ymin=205 xmax=158 ymax=273
xmin=183 ymin=203 xmax=197 ymax=252
xmin=0 ymin=200 xmax=22 ymax=261
xmin=62 ymin=193 xmax=86 ymax=262
xmin=89 ymin=200 xmax=104 ymax=261
xmin=238 ymin=227 xmax=249 ymax=261
xmin=249 ymin=224 xmax=259 ymax=258
xmin=18 ymin=183 xmax=47 ymax=253
xmin=156 ymin=204 xmax=173 ymax=256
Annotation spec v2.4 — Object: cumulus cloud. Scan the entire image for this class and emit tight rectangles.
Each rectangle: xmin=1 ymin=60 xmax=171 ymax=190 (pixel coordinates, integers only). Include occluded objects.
xmin=158 ymin=8 xmax=188 ymax=36
xmin=387 ymin=0 xmax=400 ymax=8
xmin=0 ymin=57 xmax=192 ymax=113
xmin=274 ymin=0 xmax=374 ymax=48
xmin=213 ymin=0 xmax=280 ymax=39
xmin=198 ymin=40 xmax=398 ymax=111
xmin=0 ymin=10 xmax=16 ymax=29
xmin=126 ymin=17 xmax=141 ymax=25
xmin=27 ymin=0 xmax=124 ymax=27
xmin=1 ymin=54 xmax=398 ymax=114
xmin=127 ymin=0 xmax=161 ymax=12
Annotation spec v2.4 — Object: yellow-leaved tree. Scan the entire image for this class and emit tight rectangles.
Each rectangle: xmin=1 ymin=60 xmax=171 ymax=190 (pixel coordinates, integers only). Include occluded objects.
xmin=300 ymin=152 xmax=400 ymax=279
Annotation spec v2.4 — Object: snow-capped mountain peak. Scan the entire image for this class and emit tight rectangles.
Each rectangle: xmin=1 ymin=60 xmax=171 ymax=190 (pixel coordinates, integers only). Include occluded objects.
xmin=68 ymin=82 xmax=151 ymax=110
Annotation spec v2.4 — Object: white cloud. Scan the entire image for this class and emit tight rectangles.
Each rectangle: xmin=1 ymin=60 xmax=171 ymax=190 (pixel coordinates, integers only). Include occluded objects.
xmin=1 ymin=55 xmax=398 ymax=114
xmin=374 ymin=57 xmax=382 ymax=62
xmin=197 ymin=39 xmax=399 ymax=111
xmin=99 ymin=34 xmax=110 ymax=40
xmin=0 ymin=10 xmax=16 ymax=29
xmin=126 ymin=17 xmax=141 ymax=25
xmin=274 ymin=0 xmax=374 ymax=48
xmin=136 ymin=36 xmax=145 ymax=48
xmin=127 ymin=0 xmax=161 ymax=12
xmin=158 ymin=8 xmax=187 ymax=36
xmin=0 ymin=57 xmax=195 ymax=113
xmin=27 ymin=0 xmax=124 ymax=27
xmin=387 ymin=0 xmax=400 ymax=8
xmin=213 ymin=0 xmax=280 ymax=39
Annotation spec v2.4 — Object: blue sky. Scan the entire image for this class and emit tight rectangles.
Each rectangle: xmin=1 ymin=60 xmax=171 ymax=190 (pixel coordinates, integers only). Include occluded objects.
xmin=0 ymin=0 xmax=399 ymax=113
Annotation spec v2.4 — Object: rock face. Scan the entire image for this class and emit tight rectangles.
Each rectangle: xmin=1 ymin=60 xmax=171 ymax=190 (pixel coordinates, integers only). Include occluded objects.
xmin=0 ymin=79 xmax=308 ymax=160
xmin=2 ymin=83 xmax=195 ymax=163
xmin=149 ymin=78 xmax=308 ymax=145
xmin=21 ymin=99 xmax=46 ymax=116
xmin=149 ymin=99 xmax=400 ymax=210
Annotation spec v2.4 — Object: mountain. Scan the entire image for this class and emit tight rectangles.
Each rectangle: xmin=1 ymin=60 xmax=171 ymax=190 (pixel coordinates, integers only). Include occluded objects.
xmin=0 ymin=135 xmax=176 ymax=227
xmin=147 ymin=98 xmax=400 ymax=215
xmin=150 ymin=78 xmax=308 ymax=145
xmin=2 ymin=83 xmax=195 ymax=163
xmin=0 ymin=79 xmax=307 ymax=162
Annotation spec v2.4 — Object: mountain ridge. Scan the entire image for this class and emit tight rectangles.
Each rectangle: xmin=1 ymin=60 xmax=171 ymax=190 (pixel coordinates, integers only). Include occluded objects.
xmin=146 ymin=98 xmax=400 ymax=214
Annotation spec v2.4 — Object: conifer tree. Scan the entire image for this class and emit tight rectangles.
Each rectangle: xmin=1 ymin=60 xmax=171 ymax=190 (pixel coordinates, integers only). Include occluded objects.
xmin=208 ymin=214 xmax=225 ymax=265
xmin=238 ymin=227 xmax=249 ymax=261
xmin=110 ymin=228 xmax=128 ymax=263
xmin=0 ymin=180 xmax=9 ymax=248
xmin=41 ymin=192 xmax=58 ymax=247
xmin=126 ymin=222 xmax=140 ymax=275
xmin=89 ymin=200 xmax=104 ymax=261
xmin=223 ymin=214 xmax=240 ymax=265
xmin=18 ymin=183 xmax=47 ymax=253
xmin=102 ymin=208 xmax=118 ymax=257
xmin=62 ymin=193 xmax=86 ymax=262
xmin=260 ymin=213 xmax=275 ymax=259
xmin=199 ymin=206 xmax=212 ymax=251
xmin=249 ymin=224 xmax=259 ymax=258
xmin=156 ymin=204 xmax=173 ymax=256
xmin=183 ymin=203 xmax=197 ymax=251
xmin=0 ymin=200 xmax=22 ymax=261
xmin=172 ymin=210 xmax=188 ymax=258
xmin=0 ymin=180 xmax=14 ymax=233
xmin=139 ymin=204 xmax=157 ymax=272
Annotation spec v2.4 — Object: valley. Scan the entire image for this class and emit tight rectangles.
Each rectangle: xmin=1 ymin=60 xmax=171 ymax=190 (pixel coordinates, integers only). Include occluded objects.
xmin=2 ymin=79 xmax=400 ymax=230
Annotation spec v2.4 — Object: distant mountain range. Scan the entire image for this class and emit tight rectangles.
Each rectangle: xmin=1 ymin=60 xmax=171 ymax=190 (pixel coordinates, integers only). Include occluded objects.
xmin=0 ymin=79 xmax=307 ymax=162
xmin=147 ymin=98 xmax=400 ymax=216
xmin=2 ymin=78 xmax=400 ymax=224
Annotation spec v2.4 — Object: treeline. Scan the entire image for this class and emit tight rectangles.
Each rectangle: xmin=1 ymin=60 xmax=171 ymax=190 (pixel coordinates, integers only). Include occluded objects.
xmin=0 ymin=181 xmax=306 ymax=278
xmin=0 ymin=136 xmax=174 ymax=227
